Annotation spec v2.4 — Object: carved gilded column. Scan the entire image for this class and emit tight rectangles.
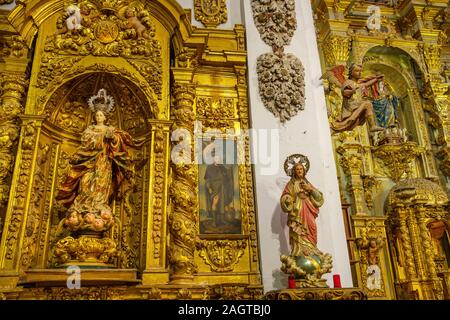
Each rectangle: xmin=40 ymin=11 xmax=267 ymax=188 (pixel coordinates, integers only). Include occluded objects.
xmin=386 ymin=179 xmax=449 ymax=300
xmin=168 ymin=71 xmax=198 ymax=284
xmin=142 ymin=120 xmax=171 ymax=285
xmin=417 ymin=30 xmax=450 ymax=179
xmin=337 ymin=140 xmax=366 ymax=216
xmin=0 ymin=116 xmax=44 ymax=289
xmin=0 ymin=73 xmax=28 ymax=209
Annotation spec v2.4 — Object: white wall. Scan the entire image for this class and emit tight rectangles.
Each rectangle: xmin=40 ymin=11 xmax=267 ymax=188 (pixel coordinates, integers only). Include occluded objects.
xmin=243 ymin=0 xmax=353 ymax=291
xmin=176 ymin=0 xmax=243 ymax=29
xmin=0 ymin=1 xmax=16 ymax=10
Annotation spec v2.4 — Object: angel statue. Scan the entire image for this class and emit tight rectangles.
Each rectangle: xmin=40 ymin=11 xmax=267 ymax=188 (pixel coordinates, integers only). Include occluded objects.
xmin=322 ymin=63 xmax=385 ymax=133
xmin=53 ymin=89 xmax=146 ymax=265
xmin=57 ymin=4 xmax=83 ymax=34
xmin=279 ymin=154 xmax=332 ymax=288
xmin=356 ymin=229 xmax=385 ymax=291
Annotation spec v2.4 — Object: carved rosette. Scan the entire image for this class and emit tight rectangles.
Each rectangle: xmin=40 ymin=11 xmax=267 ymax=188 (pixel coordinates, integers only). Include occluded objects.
xmin=194 ymin=0 xmax=228 ymax=28
xmin=196 ymin=239 xmax=247 ymax=272
xmin=169 ymin=83 xmax=198 ymax=283
xmin=256 ymin=53 xmax=305 ymax=123
xmin=251 ymin=0 xmax=297 ymax=49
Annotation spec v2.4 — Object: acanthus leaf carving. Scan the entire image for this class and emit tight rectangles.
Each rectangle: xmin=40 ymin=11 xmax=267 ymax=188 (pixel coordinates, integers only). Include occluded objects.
xmin=196 ymin=238 xmax=247 ymax=272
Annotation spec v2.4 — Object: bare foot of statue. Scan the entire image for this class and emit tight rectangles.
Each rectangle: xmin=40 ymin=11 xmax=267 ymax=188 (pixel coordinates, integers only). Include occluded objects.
xmin=370 ymin=126 xmax=385 ymax=132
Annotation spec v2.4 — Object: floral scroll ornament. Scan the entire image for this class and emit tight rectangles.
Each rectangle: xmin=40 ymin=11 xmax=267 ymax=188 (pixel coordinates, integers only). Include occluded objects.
xmin=257 ymin=53 xmax=305 ymax=123
xmin=194 ymin=0 xmax=228 ymax=28
xmin=251 ymin=0 xmax=297 ymax=49
xmin=251 ymin=0 xmax=306 ymax=123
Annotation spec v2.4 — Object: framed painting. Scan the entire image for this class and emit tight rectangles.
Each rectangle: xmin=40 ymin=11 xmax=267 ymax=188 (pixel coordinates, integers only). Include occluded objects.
xmin=197 ymin=136 xmax=242 ymax=234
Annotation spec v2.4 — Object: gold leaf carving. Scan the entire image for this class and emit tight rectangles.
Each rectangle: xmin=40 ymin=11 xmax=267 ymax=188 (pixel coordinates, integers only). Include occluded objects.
xmin=194 ymin=0 xmax=228 ymax=28
xmin=196 ymin=239 xmax=247 ymax=272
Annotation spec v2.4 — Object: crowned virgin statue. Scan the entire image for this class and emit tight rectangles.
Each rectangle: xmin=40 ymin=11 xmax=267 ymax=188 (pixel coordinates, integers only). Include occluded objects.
xmin=54 ymin=89 xmax=144 ymax=265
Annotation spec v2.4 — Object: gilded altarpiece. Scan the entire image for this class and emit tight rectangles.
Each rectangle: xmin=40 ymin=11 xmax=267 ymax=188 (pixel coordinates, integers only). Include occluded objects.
xmin=312 ymin=0 xmax=450 ymax=300
xmin=0 ymin=0 xmax=261 ymax=300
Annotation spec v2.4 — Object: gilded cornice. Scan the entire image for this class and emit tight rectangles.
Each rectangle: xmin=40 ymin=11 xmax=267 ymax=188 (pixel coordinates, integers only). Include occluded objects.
xmin=0 ymin=10 xmax=16 ymax=34
xmin=7 ymin=0 xmax=196 ymax=47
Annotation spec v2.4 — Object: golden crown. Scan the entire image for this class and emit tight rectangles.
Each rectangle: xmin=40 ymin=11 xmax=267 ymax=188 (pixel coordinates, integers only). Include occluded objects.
xmin=88 ymin=88 xmax=115 ymax=114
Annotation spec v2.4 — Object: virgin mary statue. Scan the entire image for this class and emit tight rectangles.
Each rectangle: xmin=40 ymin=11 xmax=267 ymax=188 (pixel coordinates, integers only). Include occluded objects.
xmin=56 ymin=89 xmax=143 ymax=235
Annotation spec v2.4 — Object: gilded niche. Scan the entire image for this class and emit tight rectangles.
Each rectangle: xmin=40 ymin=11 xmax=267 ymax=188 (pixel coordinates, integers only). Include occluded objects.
xmin=40 ymin=0 xmax=162 ymax=99
xmin=194 ymin=0 xmax=228 ymax=28
xmin=52 ymin=89 xmax=147 ymax=266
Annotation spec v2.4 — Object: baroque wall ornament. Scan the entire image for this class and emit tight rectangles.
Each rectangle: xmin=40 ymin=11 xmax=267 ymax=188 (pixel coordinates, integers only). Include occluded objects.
xmin=251 ymin=0 xmax=297 ymax=49
xmin=256 ymin=53 xmax=305 ymax=123
xmin=252 ymin=0 xmax=305 ymax=123
xmin=196 ymin=96 xmax=235 ymax=129
xmin=39 ymin=0 xmax=163 ymax=100
xmin=194 ymin=0 xmax=228 ymax=28
xmin=372 ymin=142 xmax=421 ymax=182
xmin=196 ymin=239 xmax=247 ymax=272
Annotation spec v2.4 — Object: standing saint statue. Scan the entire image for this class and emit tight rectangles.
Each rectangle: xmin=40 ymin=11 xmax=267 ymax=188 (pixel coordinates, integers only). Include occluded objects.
xmin=279 ymin=154 xmax=332 ymax=288
xmin=53 ymin=89 xmax=145 ymax=266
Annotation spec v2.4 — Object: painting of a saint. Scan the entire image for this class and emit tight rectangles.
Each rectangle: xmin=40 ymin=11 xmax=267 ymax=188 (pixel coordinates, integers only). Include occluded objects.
xmin=198 ymin=138 xmax=241 ymax=234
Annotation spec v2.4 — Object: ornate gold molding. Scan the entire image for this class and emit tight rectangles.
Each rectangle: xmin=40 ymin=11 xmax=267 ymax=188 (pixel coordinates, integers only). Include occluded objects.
xmin=0 ymin=35 xmax=27 ymax=59
xmin=323 ymin=34 xmax=351 ymax=67
xmin=372 ymin=142 xmax=421 ymax=182
xmin=196 ymin=238 xmax=247 ymax=272
xmin=194 ymin=0 xmax=228 ymax=28
xmin=265 ymin=288 xmax=367 ymax=300
xmin=386 ymin=178 xmax=449 ymax=299
xmin=196 ymin=96 xmax=235 ymax=130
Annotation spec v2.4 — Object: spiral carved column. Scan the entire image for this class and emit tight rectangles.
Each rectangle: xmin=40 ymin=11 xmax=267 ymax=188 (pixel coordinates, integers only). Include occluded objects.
xmin=0 ymin=74 xmax=28 ymax=211
xmin=168 ymin=81 xmax=198 ymax=284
